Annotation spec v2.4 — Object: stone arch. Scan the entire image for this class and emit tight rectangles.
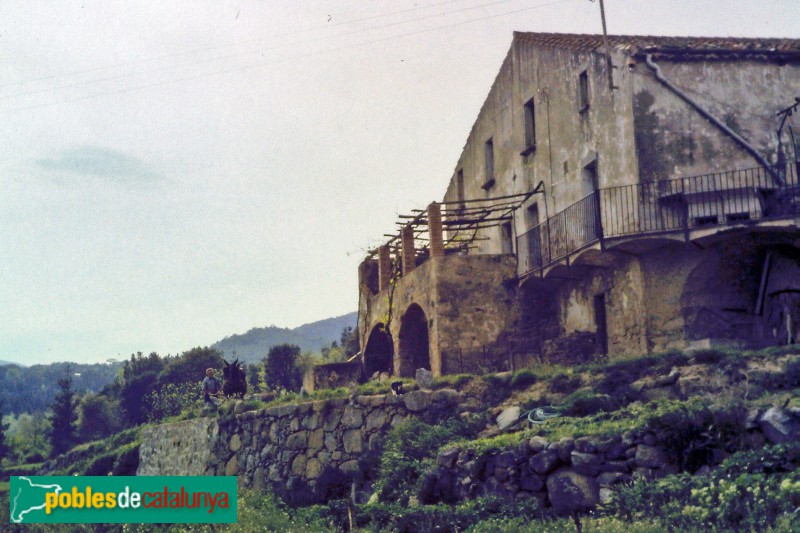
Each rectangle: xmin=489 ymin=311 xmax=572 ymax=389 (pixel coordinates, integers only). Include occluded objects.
xmin=680 ymin=245 xmax=761 ymax=341
xmin=363 ymin=323 xmax=394 ymax=376
xmin=398 ymin=304 xmax=430 ymax=377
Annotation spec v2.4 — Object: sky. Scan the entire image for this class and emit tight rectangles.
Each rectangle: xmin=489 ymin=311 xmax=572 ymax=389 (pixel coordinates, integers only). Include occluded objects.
xmin=1 ymin=0 xmax=798 ymax=365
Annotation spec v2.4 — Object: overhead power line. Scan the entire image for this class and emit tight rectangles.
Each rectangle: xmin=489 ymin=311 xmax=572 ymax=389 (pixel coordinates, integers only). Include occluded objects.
xmin=5 ymin=0 xmax=575 ymax=111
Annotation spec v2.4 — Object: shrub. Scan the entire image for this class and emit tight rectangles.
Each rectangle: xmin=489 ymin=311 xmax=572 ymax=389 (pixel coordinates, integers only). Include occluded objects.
xmin=691 ymin=348 xmax=729 ymax=364
xmin=375 ymin=418 xmax=470 ymax=504
xmin=510 ymin=369 xmax=537 ymax=390
xmin=549 ymin=373 xmax=582 ymax=394
xmin=144 ymin=381 xmax=202 ymax=422
xmin=561 ymin=390 xmax=616 ymax=417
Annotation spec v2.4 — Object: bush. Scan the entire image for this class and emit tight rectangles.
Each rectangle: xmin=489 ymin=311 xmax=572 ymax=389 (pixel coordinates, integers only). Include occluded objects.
xmin=549 ymin=373 xmax=582 ymax=394
xmin=144 ymin=381 xmax=202 ymax=422
xmin=510 ymin=369 xmax=537 ymax=390
xmin=561 ymin=390 xmax=616 ymax=417
xmin=375 ymin=418 xmax=470 ymax=504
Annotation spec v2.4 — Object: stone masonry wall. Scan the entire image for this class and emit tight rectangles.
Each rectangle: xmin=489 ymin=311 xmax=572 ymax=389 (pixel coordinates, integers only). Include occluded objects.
xmin=137 ymin=389 xmax=464 ymax=491
xmin=423 ymin=404 xmax=800 ymax=512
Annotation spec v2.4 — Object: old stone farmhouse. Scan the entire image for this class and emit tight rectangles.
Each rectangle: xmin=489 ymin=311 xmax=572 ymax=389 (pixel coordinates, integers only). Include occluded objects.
xmin=357 ymin=32 xmax=800 ymax=379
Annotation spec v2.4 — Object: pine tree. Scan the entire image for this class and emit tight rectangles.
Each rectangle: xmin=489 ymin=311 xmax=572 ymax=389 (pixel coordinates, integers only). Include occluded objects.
xmin=0 ymin=399 xmax=10 ymax=463
xmin=48 ymin=377 xmax=78 ymax=458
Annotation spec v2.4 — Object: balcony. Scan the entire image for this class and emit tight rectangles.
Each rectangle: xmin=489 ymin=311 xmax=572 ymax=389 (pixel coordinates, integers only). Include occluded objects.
xmin=517 ymin=165 xmax=800 ymax=278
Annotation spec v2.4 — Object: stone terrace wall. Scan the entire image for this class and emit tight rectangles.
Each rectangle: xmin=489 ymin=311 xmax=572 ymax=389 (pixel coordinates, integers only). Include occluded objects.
xmin=137 ymin=389 xmax=464 ymax=491
xmin=423 ymin=405 xmax=800 ymax=513
xmin=138 ymin=417 xmax=218 ymax=476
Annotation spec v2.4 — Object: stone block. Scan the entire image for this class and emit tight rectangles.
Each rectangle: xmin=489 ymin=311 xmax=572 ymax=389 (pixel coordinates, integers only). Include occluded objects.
xmin=286 ymin=431 xmax=308 ymax=450
xmin=341 ymin=406 xmax=364 ymax=428
xmin=366 ymin=410 xmax=388 ymax=432
xmin=229 ymin=434 xmax=241 ymax=452
xmin=635 ymin=445 xmax=669 ymax=469
xmin=343 ymin=429 xmax=363 ymax=454
xmin=308 ymin=429 xmax=324 ymax=451
xmin=546 ymin=468 xmax=599 ymax=513
xmin=529 ymin=450 xmax=560 ymax=475
xmin=225 ymin=455 xmax=238 ymax=476
xmin=403 ymin=391 xmax=432 ymax=412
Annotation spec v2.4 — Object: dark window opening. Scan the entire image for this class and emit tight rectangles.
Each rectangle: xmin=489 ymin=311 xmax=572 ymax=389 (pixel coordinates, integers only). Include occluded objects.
xmin=483 ymin=138 xmax=495 ymax=189
xmin=726 ymin=212 xmax=751 ymax=223
xmin=694 ymin=215 xmax=719 ymax=226
xmin=578 ymin=70 xmax=589 ymax=112
xmin=501 ymin=222 xmax=513 ymax=254
xmin=594 ymin=294 xmax=608 ymax=356
xmin=522 ymin=98 xmax=536 ymax=155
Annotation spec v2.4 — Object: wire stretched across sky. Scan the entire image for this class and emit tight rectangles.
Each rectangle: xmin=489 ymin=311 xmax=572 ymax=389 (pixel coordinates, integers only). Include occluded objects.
xmin=3 ymin=0 xmax=577 ymax=112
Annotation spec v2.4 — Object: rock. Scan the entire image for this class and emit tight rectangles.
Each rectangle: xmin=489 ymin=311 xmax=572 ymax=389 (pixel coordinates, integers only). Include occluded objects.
xmin=233 ymin=400 xmax=249 ymax=414
xmin=519 ymin=473 xmax=545 ymax=492
xmin=551 ymin=438 xmax=575 ymax=462
xmin=225 ymin=455 xmax=238 ymax=476
xmin=285 ymin=431 xmax=308 ymax=450
xmin=635 ymin=445 xmax=669 ymax=469
xmin=599 ymin=487 xmax=615 ymax=505
xmin=341 ymin=406 xmax=364 ymax=428
xmin=343 ymin=429 xmax=363 ymax=454
xmin=308 ymin=429 xmax=324 ymax=451
xmin=437 ymin=448 xmax=460 ymax=468
xmin=597 ymin=472 xmax=630 ymax=487
xmin=570 ymin=451 xmax=601 ymax=476
xmin=529 ymin=436 xmax=549 ymax=453
xmin=366 ymin=410 xmax=388 ymax=432
xmin=497 ymin=406 xmax=521 ymax=431
xmin=291 ymin=455 xmax=307 ymax=476
xmin=746 ymin=407 xmax=762 ymax=430
xmin=305 ymin=458 xmax=322 ymax=479
xmin=340 ymin=460 xmax=359 ymax=473
xmin=403 ymin=391 xmax=432 ymax=412
xmin=759 ymin=406 xmax=800 ymax=444
xmin=546 ymin=468 xmax=599 ymax=514
xmin=416 ymin=368 xmax=434 ymax=389
xmin=229 ymin=434 xmax=242 ymax=452
xmin=529 ymin=449 xmax=560 ymax=475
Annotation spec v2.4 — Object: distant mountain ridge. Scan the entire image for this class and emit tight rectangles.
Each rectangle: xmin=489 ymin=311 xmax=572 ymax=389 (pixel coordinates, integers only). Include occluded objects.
xmin=211 ymin=311 xmax=357 ymax=363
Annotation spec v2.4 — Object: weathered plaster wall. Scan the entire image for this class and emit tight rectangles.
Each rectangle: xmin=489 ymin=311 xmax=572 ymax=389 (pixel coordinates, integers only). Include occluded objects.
xmin=551 ymin=253 xmax=649 ymax=358
xmin=443 ymin=37 xmax=640 ymax=254
xmin=632 ymin=58 xmax=800 ymax=180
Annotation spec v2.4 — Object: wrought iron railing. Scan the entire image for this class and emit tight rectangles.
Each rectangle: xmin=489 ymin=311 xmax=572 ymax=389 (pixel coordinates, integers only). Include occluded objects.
xmin=517 ymin=164 xmax=800 ymax=277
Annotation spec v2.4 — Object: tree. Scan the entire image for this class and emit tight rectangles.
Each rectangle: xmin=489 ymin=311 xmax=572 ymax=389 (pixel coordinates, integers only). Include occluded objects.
xmin=246 ymin=363 xmax=261 ymax=393
xmin=77 ymin=393 xmax=121 ymax=442
xmin=48 ymin=377 xmax=78 ymax=457
xmin=0 ymin=399 xmax=10 ymax=463
xmin=340 ymin=325 xmax=360 ymax=358
xmin=158 ymin=347 xmax=225 ymax=386
xmin=263 ymin=344 xmax=303 ymax=392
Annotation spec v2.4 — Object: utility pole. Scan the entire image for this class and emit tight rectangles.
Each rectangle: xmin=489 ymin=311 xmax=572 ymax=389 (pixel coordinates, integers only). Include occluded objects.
xmin=598 ymin=0 xmax=616 ymax=91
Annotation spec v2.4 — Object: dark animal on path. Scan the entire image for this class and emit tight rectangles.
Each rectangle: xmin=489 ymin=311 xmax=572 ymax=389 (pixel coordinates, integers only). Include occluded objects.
xmin=222 ymin=358 xmax=247 ymax=398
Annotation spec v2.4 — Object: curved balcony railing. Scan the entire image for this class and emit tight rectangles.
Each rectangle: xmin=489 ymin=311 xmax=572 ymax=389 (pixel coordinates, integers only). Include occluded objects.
xmin=517 ymin=164 xmax=800 ymax=277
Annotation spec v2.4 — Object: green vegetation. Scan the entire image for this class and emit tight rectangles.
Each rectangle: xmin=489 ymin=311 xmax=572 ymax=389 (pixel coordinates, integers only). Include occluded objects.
xmin=2 ymin=345 xmax=799 ymax=532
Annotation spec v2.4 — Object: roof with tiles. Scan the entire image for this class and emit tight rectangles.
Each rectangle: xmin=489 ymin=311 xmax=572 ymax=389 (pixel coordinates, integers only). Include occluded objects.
xmin=513 ymin=32 xmax=800 ymax=59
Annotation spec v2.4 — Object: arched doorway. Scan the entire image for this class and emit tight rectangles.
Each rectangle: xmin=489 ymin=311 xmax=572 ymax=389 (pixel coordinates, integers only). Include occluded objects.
xmin=398 ymin=304 xmax=430 ymax=377
xmin=364 ymin=324 xmax=393 ymax=376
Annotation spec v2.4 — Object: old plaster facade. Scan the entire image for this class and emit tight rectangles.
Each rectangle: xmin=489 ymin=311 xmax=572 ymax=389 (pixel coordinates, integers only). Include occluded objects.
xmin=357 ymin=33 xmax=800 ymax=378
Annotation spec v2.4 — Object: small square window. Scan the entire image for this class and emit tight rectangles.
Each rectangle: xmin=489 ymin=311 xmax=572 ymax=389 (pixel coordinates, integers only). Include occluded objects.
xmin=578 ymin=70 xmax=589 ymax=112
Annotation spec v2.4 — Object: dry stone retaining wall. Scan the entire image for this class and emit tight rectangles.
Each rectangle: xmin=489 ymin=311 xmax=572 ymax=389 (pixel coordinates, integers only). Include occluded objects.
xmin=137 ymin=389 xmax=463 ymax=491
